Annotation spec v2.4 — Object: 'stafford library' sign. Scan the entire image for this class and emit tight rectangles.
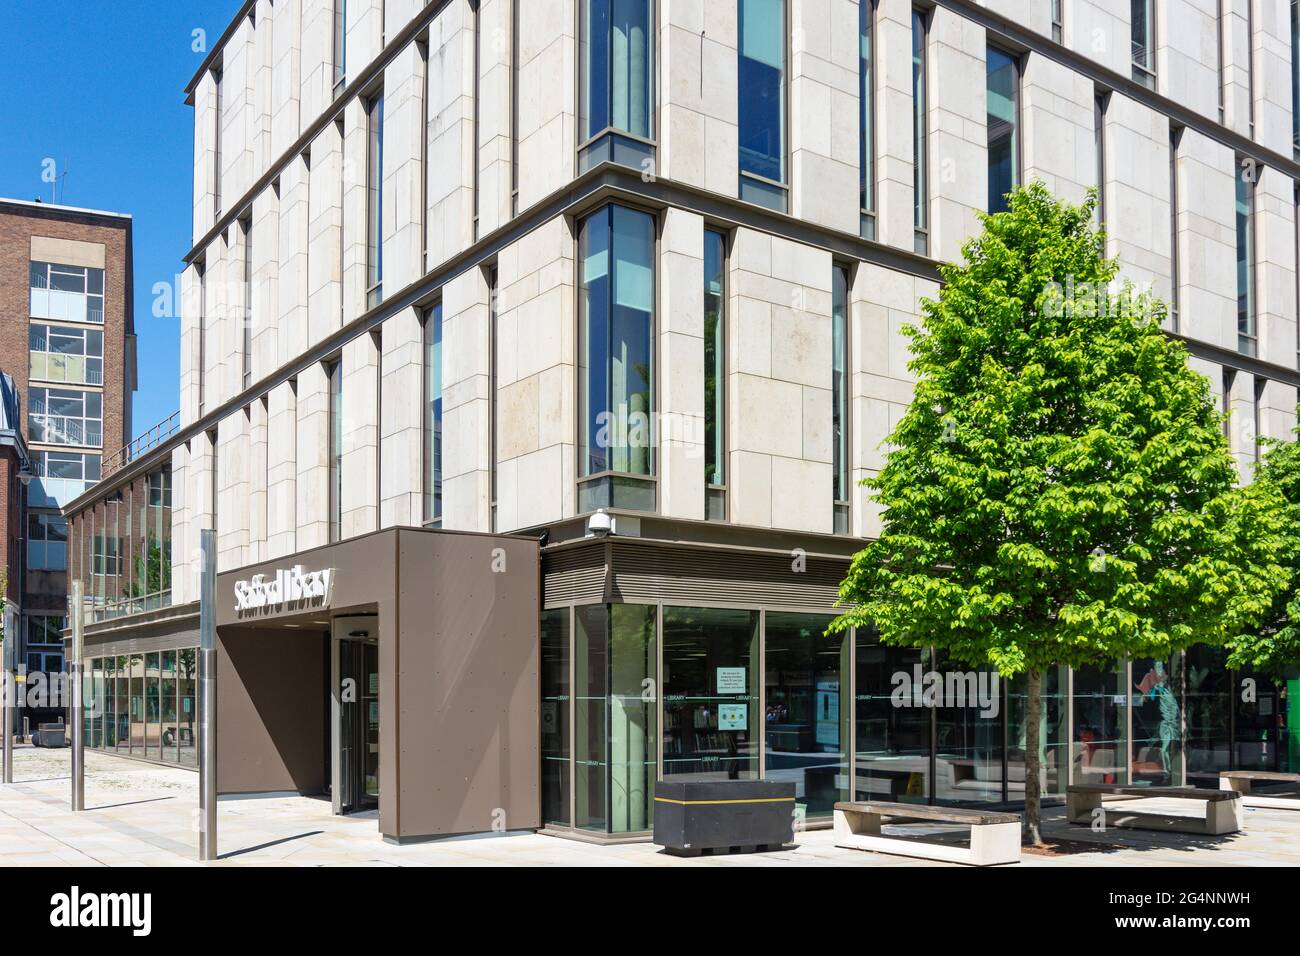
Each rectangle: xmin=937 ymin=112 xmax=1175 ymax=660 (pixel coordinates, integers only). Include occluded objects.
xmin=234 ymin=565 xmax=335 ymax=612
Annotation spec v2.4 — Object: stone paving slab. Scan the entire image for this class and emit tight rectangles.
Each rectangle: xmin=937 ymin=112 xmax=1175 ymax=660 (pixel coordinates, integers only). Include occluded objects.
xmin=2 ymin=747 xmax=1298 ymax=867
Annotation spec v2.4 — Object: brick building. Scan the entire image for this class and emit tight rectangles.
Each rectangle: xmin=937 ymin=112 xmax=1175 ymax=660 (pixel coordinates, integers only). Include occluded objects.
xmin=0 ymin=198 xmax=135 ymax=682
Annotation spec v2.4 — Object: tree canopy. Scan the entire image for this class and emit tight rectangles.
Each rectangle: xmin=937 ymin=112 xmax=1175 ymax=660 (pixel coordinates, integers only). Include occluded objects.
xmin=832 ymin=182 xmax=1286 ymax=678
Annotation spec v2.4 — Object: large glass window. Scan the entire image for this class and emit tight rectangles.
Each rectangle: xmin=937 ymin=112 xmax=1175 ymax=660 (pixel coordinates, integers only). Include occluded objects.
xmin=912 ymin=8 xmax=928 ymax=253
xmin=933 ymin=653 xmax=1004 ymax=805
xmin=541 ymin=609 xmax=571 ymax=826
xmin=578 ymin=0 xmax=655 ymax=172
xmin=29 ymin=261 xmax=105 ymax=324
xmin=704 ymin=229 xmax=726 ymax=521
xmin=1131 ymin=0 xmax=1155 ymax=89
xmin=662 ymin=607 xmax=760 ymax=781
xmin=178 ymin=649 xmax=198 ymax=766
xmin=333 ymin=0 xmax=347 ymax=91
xmin=575 ymin=604 xmax=657 ymax=834
xmin=738 ymin=0 xmax=788 ymax=211
xmin=423 ymin=303 xmax=443 ymax=525
xmin=986 ymin=46 xmax=1019 ymax=214
xmin=578 ymin=205 xmax=656 ymax=513
xmin=1132 ymin=656 xmax=1183 ymax=786
xmin=860 ymin=0 xmax=875 ymax=238
xmin=764 ymin=612 xmax=848 ymax=824
xmin=145 ymin=652 xmax=162 ymax=760
xmin=328 ymin=360 xmax=343 ymax=541
xmin=832 ymin=265 xmax=849 ymax=534
xmin=129 ymin=655 xmax=145 ymax=753
xmin=1072 ymin=661 xmax=1129 ymax=785
xmin=27 ymin=513 xmax=68 ymax=571
xmin=854 ymin=633 xmax=930 ymax=803
xmin=1007 ymin=666 xmax=1069 ymax=798
xmin=161 ymin=651 xmax=179 ymax=764
xmin=114 ymin=656 xmax=129 ymax=755
xmin=1051 ymin=0 xmax=1064 ymax=43
xmin=1235 ymin=667 xmax=1290 ymax=772
xmin=1186 ymin=645 xmax=1232 ymax=787
xmin=28 ymin=386 xmax=102 ymax=448
xmin=366 ymin=92 xmax=384 ymax=308
xmin=242 ymin=219 xmax=253 ymax=387
xmin=29 ymin=323 xmax=104 ymax=386
xmin=1237 ymin=159 xmax=1256 ymax=355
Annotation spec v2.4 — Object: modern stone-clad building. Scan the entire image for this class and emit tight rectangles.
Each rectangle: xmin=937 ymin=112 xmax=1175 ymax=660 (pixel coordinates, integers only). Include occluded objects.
xmin=0 ymin=198 xmax=135 ymax=693
xmin=63 ymin=0 xmax=1299 ymax=844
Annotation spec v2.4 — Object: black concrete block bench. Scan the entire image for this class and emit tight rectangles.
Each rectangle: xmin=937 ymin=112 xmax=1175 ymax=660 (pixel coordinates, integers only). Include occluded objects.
xmin=652 ymin=780 xmax=795 ymax=856
xmin=833 ymin=800 xmax=1021 ymax=866
xmin=1067 ymin=784 xmax=1242 ymax=835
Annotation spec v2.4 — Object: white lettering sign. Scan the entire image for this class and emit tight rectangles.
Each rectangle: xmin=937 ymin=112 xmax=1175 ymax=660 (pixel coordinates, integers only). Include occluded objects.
xmin=234 ymin=565 xmax=335 ymax=612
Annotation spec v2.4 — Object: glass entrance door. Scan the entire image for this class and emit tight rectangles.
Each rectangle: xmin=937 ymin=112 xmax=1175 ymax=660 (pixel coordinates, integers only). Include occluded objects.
xmin=333 ymin=616 xmax=379 ymax=814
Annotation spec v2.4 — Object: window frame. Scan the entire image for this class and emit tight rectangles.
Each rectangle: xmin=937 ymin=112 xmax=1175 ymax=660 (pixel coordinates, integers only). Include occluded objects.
xmin=576 ymin=0 xmax=659 ymax=175
xmin=860 ymin=0 xmax=877 ymax=239
xmin=1130 ymin=0 xmax=1156 ymax=90
xmin=912 ymin=6 xmax=930 ymax=254
xmin=365 ymin=90 xmax=385 ymax=308
xmin=704 ymin=226 xmax=729 ymax=522
xmin=736 ymin=0 xmax=791 ymax=212
xmin=985 ymin=44 xmax=1022 ymax=215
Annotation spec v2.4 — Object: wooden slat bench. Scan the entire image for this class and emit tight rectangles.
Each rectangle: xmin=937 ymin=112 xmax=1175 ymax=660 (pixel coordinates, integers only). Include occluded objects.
xmin=1066 ymin=784 xmax=1242 ymax=835
xmin=833 ymin=801 xmax=1021 ymax=866
xmin=1220 ymin=771 xmax=1300 ymax=810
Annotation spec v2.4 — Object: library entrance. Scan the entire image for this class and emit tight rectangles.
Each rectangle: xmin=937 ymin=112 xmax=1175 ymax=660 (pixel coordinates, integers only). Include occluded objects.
xmin=332 ymin=615 xmax=379 ymax=814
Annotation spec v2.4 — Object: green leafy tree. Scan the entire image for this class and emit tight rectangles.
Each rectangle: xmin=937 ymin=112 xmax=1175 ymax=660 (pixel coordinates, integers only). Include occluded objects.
xmin=1228 ymin=431 xmax=1300 ymax=677
xmin=831 ymin=183 xmax=1286 ymax=843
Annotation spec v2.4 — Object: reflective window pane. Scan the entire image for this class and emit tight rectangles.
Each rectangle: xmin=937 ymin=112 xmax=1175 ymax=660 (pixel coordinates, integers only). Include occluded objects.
xmin=986 ymin=47 xmax=1018 ymax=213
xmin=541 ymin=609 xmax=571 ymax=826
xmin=662 ymin=607 xmax=760 ymax=781
xmin=854 ymin=634 xmax=931 ymax=802
xmin=738 ymin=0 xmax=786 ymax=184
xmin=1072 ymin=661 xmax=1129 ymax=785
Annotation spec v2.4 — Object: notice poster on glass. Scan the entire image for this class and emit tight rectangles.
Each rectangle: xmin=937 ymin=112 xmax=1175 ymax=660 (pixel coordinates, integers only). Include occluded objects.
xmin=719 ymin=703 xmax=747 ymax=731
xmin=815 ymin=680 xmax=840 ymax=747
xmin=716 ymin=667 xmax=746 ymax=695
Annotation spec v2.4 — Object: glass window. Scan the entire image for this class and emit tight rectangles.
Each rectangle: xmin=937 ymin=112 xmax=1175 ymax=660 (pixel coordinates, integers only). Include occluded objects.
xmin=986 ymin=47 xmax=1019 ymax=214
xmin=541 ymin=609 xmax=571 ymax=826
xmin=832 ymin=266 xmax=849 ymax=534
xmin=29 ymin=261 xmax=105 ymax=324
xmin=578 ymin=205 xmax=656 ymax=512
xmin=1007 ymin=666 xmax=1069 ymax=798
xmin=860 ymin=1 xmax=875 ymax=237
xmin=29 ymin=324 xmax=103 ymax=386
xmin=1131 ymin=657 xmax=1183 ymax=787
xmin=575 ymin=604 xmax=657 ymax=834
xmin=1072 ymin=661 xmax=1129 ymax=785
xmin=912 ymin=8 xmax=928 ymax=253
xmin=28 ymin=386 xmax=103 ymax=448
xmin=578 ymin=0 xmax=655 ymax=172
xmin=27 ymin=513 xmax=68 ymax=571
xmin=738 ymin=0 xmax=788 ymax=210
xmin=328 ymin=361 xmax=343 ymax=541
xmin=102 ymin=658 xmax=117 ymax=751
xmin=933 ymin=652 xmax=1004 ymax=805
xmin=145 ymin=652 xmax=161 ymax=760
xmin=1051 ymin=0 xmax=1064 ymax=43
xmin=662 ymin=607 xmax=760 ymax=781
xmin=161 ymin=651 xmax=179 ymax=763
xmin=1235 ymin=666 xmax=1288 ymax=772
xmin=366 ymin=92 xmax=384 ymax=307
xmin=854 ymin=632 xmax=931 ymax=803
xmin=213 ymin=69 xmax=223 ymax=215
xmin=764 ymin=612 xmax=848 ymax=823
xmin=333 ymin=0 xmax=347 ymax=90
xmin=1131 ymin=0 xmax=1155 ymax=88
xmin=178 ymin=649 xmax=198 ymax=766
xmin=1236 ymin=159 xmax=1256 ymax=355
xmin=1185 ymin=645 xmax=1232 ymax=787
xmin=704 ymin=228 xmax=726 ymax=520
xmin=242 ymin=219 xmax=252 ymax=388
xmin=129 ymin=655 xmax=145 ymax=754
xmin=1293 ymin=0 xmax=1299 ymax=149
xmin=114 ymin=656 xmax=130 ymax=755
xmin=423 ymin=303 xmax=443 ymax=524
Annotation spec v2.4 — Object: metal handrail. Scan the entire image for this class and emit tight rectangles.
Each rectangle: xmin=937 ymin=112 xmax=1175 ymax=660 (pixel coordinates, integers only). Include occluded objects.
xmin=102 ymin=411 xmax=180 ymax=478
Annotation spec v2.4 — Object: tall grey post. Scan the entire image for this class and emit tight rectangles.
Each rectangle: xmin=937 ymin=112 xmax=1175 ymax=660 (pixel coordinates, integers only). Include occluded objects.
xmin=70 ymin=580 xmax=84 ymax=811
xmin=198 ymin=528 xmax=218 ymax=861
xmin=2 ymin=608 xmax=13 ymax=784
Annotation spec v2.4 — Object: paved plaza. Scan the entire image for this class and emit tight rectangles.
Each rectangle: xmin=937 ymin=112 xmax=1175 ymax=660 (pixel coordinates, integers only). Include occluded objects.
xmin=1 ymin=747 xmax=1297 ymax=867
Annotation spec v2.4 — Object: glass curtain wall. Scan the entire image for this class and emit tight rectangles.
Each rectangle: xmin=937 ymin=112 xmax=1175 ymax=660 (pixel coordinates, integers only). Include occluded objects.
xmin=575 ymin=604 xmax=657 ymax=834
xmin=854 ymin=634 xmax=930 ymax=802
xmin=541 ymin=608 xmax=571 ymax=826
xmin=764 ymin=612 xmax=849 ymax=823
xmin=1072 ymin=662 xmax=1129 ymax=785
xmin=738 ymin=0 xmax=788 ymax=210
xmin=662 ymin=607 xmax=760 ymax=781
xmin=84 ymin=649 xmax=195 ymax=765
xmin=578 ymin=0 xmax=654 ymax=171
xmin=578 ymin=205 xmax=656 ymax=512
xmin=1007 ymin=666 xmax=1069 ymax=798
xmin=1132 ymin=657 xmax=1183 ymax=786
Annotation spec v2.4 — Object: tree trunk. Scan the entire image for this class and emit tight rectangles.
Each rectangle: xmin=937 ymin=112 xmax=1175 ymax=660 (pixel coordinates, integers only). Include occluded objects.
xmin=1024 ymin=668 xmax=1044 ymax=846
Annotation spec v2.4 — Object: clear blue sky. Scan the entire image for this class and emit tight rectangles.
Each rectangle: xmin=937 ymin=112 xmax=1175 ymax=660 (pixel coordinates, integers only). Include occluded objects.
xmin=0 ymin=1 xmax=243 ymax=439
